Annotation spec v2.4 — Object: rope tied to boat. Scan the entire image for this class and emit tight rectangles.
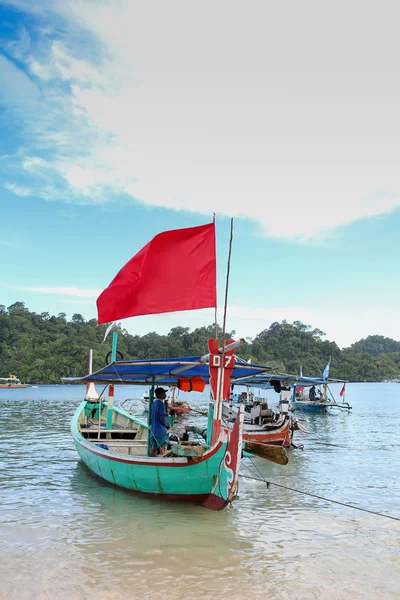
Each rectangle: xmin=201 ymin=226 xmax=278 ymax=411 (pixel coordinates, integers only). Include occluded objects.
xmin=240 ymin=459 xmax=400 ymax=522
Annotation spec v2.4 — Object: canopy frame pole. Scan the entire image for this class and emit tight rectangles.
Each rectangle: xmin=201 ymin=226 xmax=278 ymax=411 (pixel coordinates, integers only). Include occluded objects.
xmin=85 ymin=349 xmax=93 ymax=427
xmin=206 ymin=392 xmax=214 ymax=446
xmin=147 ymin=376 xmax=155 ymax=457
xmin=106 ymin=332 xmax=118 ymax=430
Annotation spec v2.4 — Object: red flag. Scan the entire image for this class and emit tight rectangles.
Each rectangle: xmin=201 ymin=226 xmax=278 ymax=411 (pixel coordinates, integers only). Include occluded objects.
xmin=339 ymin=383 xmax=346 ymax=397
xmin=97 ymin=222 xmax=216 ymax=324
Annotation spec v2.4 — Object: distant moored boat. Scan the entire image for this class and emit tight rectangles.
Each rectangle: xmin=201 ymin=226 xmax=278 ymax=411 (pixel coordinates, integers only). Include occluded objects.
xmin=0 ymin=374 xmax=28 ymax=389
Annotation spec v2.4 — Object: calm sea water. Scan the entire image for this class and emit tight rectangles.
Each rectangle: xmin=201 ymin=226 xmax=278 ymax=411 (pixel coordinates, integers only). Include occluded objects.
xmin=0 ymin=382 xmax=399 ymax=600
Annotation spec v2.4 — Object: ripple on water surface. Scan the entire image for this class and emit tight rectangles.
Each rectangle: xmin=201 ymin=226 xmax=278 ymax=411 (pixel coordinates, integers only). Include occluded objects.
xmin=0 ymin=383 xmax=399 ymax=599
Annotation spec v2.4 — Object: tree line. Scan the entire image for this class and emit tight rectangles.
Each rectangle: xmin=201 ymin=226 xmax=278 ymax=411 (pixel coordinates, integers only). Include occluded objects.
xmin=1 ymin=302 xmax=399 ymax=383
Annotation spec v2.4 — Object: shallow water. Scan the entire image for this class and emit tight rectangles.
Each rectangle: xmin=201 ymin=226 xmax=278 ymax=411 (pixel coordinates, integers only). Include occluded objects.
xmin=1 ymin=382 xmax=399 ymax=599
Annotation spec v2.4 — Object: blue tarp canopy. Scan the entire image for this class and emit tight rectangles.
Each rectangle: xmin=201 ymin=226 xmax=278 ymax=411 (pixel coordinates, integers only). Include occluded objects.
xmin=62 ymin=356 xmax=274 ymax=386
xmin=233 ymin=372 xmax=347 ymax=390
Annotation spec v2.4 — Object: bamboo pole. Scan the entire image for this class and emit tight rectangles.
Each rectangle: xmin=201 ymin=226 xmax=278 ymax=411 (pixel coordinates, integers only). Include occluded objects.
xmin=222 ymin=218 xmax=233 ymax=349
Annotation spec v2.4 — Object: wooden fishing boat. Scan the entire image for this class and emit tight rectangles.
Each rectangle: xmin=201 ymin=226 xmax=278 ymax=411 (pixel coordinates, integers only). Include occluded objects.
xmin=234 ymin=371 xmax=352 ymax=413
xmin=236 ymin=419 xmax=292 ymax=446
xmin=65 ymin=219 xmax=280 ymax=509
xmin=292 ymin=395 xmax=350 ymax=412
xmin=222 ymin=401 xmax=293 ymax=446
xmin=72 ymin=403 xmax=241 ymax=509
xmin=293 ymin=381 xmax=351 ymax=412
xmin=66 ymin=341 xmax=274 ymax=510
xmin=0 ymin=374 xmax=28 ymax=389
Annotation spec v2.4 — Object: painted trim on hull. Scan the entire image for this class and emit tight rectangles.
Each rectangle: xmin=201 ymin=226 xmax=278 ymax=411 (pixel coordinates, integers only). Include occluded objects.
xmin=242 ymin=423 xmax=291 ymax=446
xmin=226 ymin=419 xmax=291 ymax=446
xmin=0 ymin=384 xmax=28 ymax=388
xmin=243 ymin=434 xmax=290 ymax=446
xmin=73 ymin=434 xmax=224 ymax=467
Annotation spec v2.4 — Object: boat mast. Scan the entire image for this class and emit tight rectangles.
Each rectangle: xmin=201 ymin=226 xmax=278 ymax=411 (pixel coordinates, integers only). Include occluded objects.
xmin=211 ymin=218 xmax=235 ymax=444
xmin=213 ymin=212 xmax=218 ymax=342
xmin=222 ymin=218 xmax=233 ymax=349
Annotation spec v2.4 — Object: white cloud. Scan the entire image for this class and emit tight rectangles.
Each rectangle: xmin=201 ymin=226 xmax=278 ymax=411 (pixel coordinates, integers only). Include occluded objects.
xmin=2 ymin=0 xmax=400 ymax=239
xmin=4 ymin=183 xmax=31 ymax=196
xmin=22 ymin=157 xmax=51 ymax=171
xmin=2 ymin=284 xmax=100 ymax=298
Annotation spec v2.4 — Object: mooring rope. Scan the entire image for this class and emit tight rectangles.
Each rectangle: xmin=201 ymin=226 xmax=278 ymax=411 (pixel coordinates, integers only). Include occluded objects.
xmin=240 ymin=461 xmax=400 ymax=522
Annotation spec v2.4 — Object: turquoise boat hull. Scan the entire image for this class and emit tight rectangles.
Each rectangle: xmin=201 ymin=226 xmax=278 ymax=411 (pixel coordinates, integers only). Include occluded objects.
xmin=71 ymin=401 xmax=242 ymax=510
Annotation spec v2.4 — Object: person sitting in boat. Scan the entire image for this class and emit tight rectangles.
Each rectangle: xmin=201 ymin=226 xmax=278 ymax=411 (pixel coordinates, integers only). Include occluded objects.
xmin=250 ymin=400 xmax=261 ymax=424
xmin=150 ymin=387 xmax=171 ymax=456
xmin=309 ymin=385 xmax=317 ymax=401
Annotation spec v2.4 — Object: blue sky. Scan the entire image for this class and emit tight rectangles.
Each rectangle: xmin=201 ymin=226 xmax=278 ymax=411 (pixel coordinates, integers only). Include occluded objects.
xmin=1 ymin=0 xmax=399 ymax=348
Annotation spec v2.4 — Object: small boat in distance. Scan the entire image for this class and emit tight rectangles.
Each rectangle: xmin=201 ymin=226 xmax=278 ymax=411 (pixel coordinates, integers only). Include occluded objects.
xmin=232 ymin=371 xmax=352 ymax=414
xmin=293 ymin=382 xmax=351 ymax=412
xmin=0 ymin=374 xmax=28 ymax=389
xmin=142 ymin=387 xmax=191 ymax=415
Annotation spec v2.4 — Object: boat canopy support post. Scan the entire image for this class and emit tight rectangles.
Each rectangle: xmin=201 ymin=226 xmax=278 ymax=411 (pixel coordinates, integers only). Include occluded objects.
xmin=106 ymin=331 xmax=118 ymax=430
xmin=206 ymin=400 xmax=214 ymax=446
xmin=229 ymin=383 xmax=234 ymax=421
xmin=147 ymin=376 xmax=155 ymax=456
xmin=291 ymin=384 xmax=297 ymax=408
xmin=84 ymin=348 xmax=93 ymax=426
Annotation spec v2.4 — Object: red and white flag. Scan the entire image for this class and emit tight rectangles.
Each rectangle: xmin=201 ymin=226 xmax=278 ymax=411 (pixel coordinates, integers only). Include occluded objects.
xmin=97 ymin=222 xmax=216 ymax=324
xmin=339 ymin=383 xmax=346 ymax=397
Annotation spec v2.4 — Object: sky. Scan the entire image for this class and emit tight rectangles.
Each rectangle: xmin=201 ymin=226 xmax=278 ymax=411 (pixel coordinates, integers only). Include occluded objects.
xmin=0 ymin=0 xmax=399 ymax=349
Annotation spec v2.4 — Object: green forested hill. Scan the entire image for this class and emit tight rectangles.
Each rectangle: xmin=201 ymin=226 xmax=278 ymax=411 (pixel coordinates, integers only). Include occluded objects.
xmin=1 ymin=302 xmax=399 ymax=383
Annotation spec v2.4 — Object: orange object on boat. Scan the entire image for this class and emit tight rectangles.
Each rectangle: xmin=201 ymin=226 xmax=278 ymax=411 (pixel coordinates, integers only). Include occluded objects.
xmin=170 ymin=405 xmax=191 ymax=415
xmin=178 ymin=376 xmax=206 ymax=393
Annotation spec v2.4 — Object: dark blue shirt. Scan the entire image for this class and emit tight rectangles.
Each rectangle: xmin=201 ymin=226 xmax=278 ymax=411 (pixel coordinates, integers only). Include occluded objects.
xmin=151 ymin=399 xmax=168 ymax=437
